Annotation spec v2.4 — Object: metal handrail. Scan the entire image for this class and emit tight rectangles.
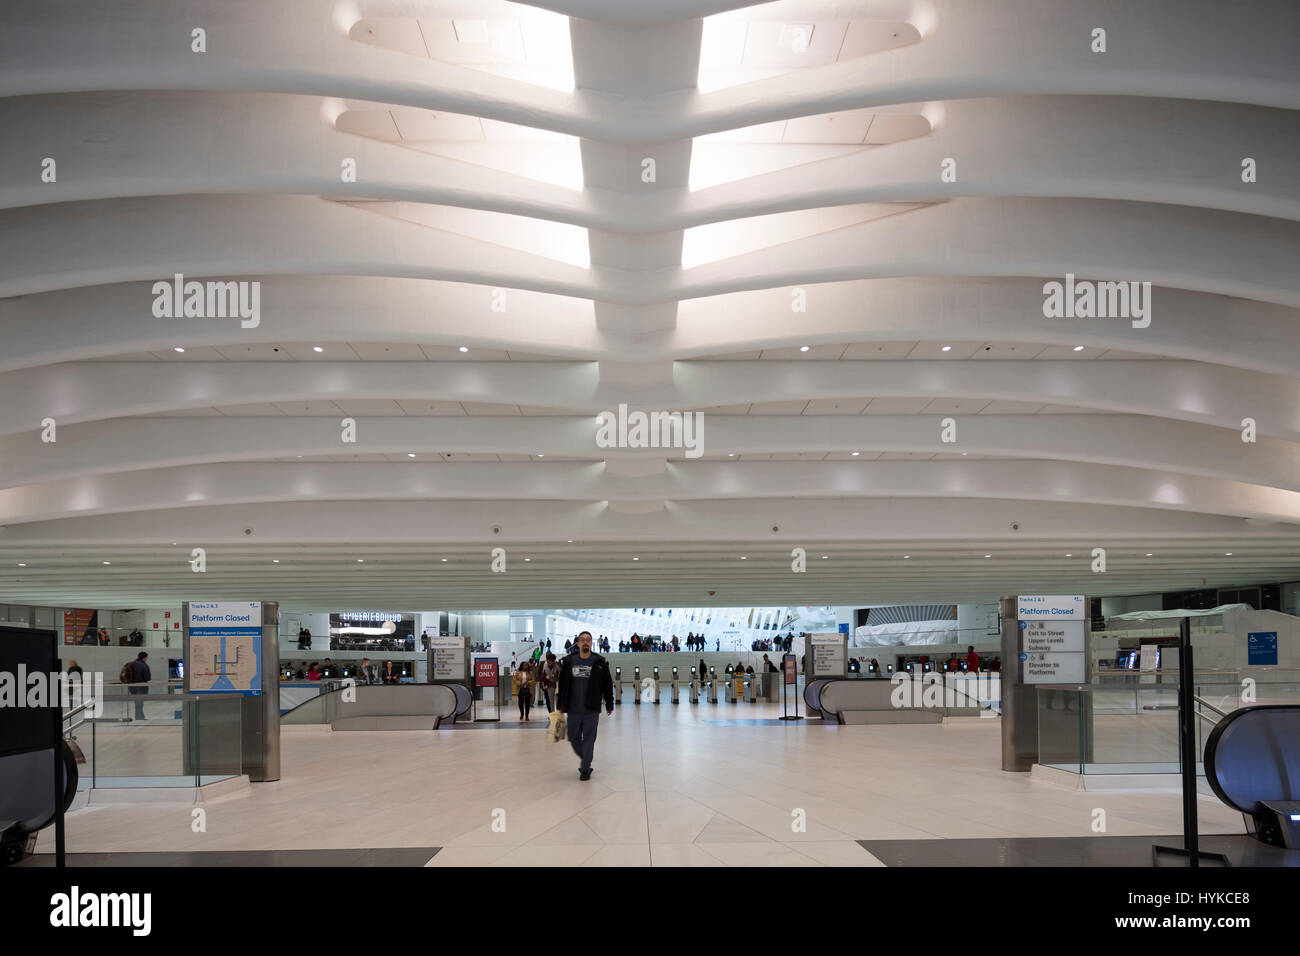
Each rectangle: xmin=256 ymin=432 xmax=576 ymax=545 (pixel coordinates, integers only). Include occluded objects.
xmin=1193 ymin=695 xmax=1230 ymax=719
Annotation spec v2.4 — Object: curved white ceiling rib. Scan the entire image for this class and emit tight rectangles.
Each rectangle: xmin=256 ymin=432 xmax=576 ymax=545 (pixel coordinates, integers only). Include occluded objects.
xmin=5 ymin=278 xmax=1299 ymax=376
xmin=2 ymin=0 xmax=1298 ymax=608
xmin=5 ymin=195 xmax=1299 ymax=306
xmin=3 ymin=94 xmax=1297 ymax=226
xmin=3 ymin=461 xmax=1300 ymax=526
xmin=3 ymin=361 xmax=1299 ymax=441
xmin=4 ymin=416 xmax=1298 ymax=490
xmin=4 ymin=0 xmax=1297 ymax=137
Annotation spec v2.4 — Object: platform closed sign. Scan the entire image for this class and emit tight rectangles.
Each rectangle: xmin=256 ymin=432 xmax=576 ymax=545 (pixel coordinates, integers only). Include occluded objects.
xmin=809 ymin=634 xmax=846 ymax=677
xmin=1018 ymin=597 xmax=1086 ymax=685
xmin=431 ymin=637 xmax=465 ymax=681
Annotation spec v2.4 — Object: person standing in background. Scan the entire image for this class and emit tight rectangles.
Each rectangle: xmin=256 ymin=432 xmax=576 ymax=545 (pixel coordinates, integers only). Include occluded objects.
xmin=126 ymin=651 xmax=151 ymax=720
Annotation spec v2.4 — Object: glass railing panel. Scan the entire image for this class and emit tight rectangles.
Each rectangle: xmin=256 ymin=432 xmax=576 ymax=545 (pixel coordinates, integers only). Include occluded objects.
xmin=85 ymin=692 xmax=242 ymax=788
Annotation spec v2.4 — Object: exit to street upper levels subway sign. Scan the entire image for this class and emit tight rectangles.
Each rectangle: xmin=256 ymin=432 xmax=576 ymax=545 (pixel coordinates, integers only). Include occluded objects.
xmin=1017 ymin=595 xmax=1085 ymax=619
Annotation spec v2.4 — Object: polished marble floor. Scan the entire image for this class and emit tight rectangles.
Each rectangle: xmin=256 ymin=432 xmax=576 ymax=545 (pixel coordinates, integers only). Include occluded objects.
xmin=36 ymin=702 xmax=1248 ymax=866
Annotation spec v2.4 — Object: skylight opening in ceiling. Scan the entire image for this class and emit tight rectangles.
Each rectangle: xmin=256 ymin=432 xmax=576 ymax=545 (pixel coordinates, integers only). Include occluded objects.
xmin=350 ymin=10 xmax=575 ymax=93
xmin=335 ymin=107 xmax=584 ymax=190
xmin=681 ymin=202 xmax=927 ymax=269
xmin=696 ymin=11 xmax=921 ymax=94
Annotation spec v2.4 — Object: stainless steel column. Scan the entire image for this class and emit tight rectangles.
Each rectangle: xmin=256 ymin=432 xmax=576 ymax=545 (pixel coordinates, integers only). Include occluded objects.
xmin=249 ymin=602 xmax=279 ymax=782
xmin=1000 ymin=595 xmax=1093 ymax=771
xmin=999 ymin=596 xmax=1036 ymax=771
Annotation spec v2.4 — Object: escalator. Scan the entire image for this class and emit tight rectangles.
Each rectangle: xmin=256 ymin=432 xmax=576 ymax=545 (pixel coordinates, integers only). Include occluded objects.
xmin=0 ymin=741 xmax=78 ymax=866
xmin=1203 ymin=704 xmax=1300 ymax=849
xmin=279 ymin=681 xmax=470 ymax=729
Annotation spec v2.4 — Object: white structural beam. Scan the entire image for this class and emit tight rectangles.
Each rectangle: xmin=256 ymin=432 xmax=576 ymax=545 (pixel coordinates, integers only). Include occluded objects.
xmin=5 ymin=1 xmax=1297 ymax=141
xmin=5 ymin=195 xmax=1299 ymax=307
xmin=4 ymin=278 xmax=1298 ymax=376
xmin=665 ymin=198 xmax=1300 ymax=309
xmin=0 ymin=195 xmax=595 ymax=300
xmin=0 ymin=497 xmax=1292 ymax=545
xmin=5 ymin=94 xmax=1293 ymax=225
xmin=2 ymin=415 xmax=1296 ymax=490
xmin=2 ymin=459 xmax=1299 ymax=526
xmin=669 ymin=0 xmax=1300 ymax=138
xmin=3 ymin=361 xmax=1298 ymax=440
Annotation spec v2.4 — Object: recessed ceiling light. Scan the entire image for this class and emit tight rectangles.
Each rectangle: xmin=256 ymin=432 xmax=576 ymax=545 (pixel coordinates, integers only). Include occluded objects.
xmin=799 ymin=345 xmax=810 ymax=352
xmin=458 ymin=346 xmax=469 ymax=353
xmin=941 ymin=345 xmax=952 ymax=352
xmin=821 ymin=555 xmax=828 ymax=559
xmin=17 ymin=562 xmax=26 ymax=567
xmin=1065 ymin=553 xmax=1072 ymax=557
xmin=524 ymin=557 xmax=531 ymax=562
xmin=728 ymin=453 xmax=735 ymax=457
xmin=312 ymin=346 xmax=323 ymax=352
xmin=632 ymin=557 xmax=639 ymax=561
xmin=102 ymin=561 xmax=111 ymax=565
xmin=272 ymin=559 xmax=280 ymax=563
xmin=851 ymin=451 xmax=860 ymax=457
xmin=984 ymin=554 xmax=992 ymax=558
xmin=567 ymin=540 xmax=574 ymax=543
xmin=1145 ymin=553 xmax=1153 ymax=557
xmin=441 ymin=558 xmax=448 ymax=562
xmin=357 ymin=559 xmax=365 ymax=563
xmin=173 ymin=346 xmax=185 ymax=353
xmin=1224 ymin=552 xmax=1233 ymax=556
xmin=537 ymin=453 xmax=545 ymax=458
xmin=1073 ymin=345 xmax=1085 ymax=352
xmin=407 ymin=453 xmax=416 ymax=458
xmin=740 ymin=556 xmax=747 ymax=560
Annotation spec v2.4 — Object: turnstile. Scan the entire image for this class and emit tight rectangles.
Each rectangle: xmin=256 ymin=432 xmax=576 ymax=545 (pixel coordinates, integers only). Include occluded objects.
xmin=707 ymin=667 xmax=719 ymax=703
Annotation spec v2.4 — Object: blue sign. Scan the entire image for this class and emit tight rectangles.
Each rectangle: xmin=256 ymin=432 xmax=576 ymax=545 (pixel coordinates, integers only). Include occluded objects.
xmin=838 ymin=623 xmax=850 ymax=634
xmin=1247 ymin=632 xmax=1278 ymax=666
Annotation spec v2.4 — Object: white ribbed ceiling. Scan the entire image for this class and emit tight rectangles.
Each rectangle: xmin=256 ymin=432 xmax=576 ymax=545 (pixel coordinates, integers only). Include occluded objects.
xmin=2 ymin=0 xmax=1299 ymax=609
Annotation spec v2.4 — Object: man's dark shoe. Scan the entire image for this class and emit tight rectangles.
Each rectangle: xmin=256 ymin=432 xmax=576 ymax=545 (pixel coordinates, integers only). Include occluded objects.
xmin=579 ymin=769 xmax=591 ymax=781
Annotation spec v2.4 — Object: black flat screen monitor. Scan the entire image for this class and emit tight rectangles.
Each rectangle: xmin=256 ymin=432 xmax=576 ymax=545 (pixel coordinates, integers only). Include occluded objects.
xmin=0 ymin=626 xmax=58 ymax=758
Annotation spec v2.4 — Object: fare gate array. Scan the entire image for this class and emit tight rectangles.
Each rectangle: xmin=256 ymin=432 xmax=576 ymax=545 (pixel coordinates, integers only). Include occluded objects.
xmin=611 ymin=666 xmax=768 ymax=706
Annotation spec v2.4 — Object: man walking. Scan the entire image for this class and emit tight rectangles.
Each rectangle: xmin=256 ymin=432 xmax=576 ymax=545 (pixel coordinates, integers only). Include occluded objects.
xmin=557 ymin=630 xmax=613 ymax=781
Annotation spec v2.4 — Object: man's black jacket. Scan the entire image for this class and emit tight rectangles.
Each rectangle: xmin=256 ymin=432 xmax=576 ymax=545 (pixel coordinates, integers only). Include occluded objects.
xmin=556 ymin=651 xmax=614 ymax=713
